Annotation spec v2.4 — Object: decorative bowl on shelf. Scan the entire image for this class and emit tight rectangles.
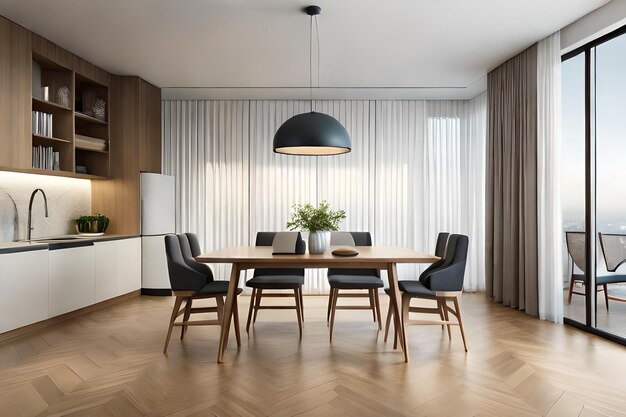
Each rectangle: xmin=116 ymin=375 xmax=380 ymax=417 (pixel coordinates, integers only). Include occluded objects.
xmin=74 ymin=214 xmax=109 ymax=234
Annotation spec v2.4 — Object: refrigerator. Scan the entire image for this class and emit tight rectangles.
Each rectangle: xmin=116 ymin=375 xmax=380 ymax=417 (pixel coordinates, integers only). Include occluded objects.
xmin=140 ymin=173 xmax=175 ymax=295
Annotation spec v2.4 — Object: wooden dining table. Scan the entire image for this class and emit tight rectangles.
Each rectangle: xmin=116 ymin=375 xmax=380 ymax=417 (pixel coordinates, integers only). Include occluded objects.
xmin=195 ymin=246 xmax=439 ymax=363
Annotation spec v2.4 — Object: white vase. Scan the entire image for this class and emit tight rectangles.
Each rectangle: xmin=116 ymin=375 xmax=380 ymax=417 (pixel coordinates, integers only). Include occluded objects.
xmin=308 ymin=231 xmax=331 ymax=254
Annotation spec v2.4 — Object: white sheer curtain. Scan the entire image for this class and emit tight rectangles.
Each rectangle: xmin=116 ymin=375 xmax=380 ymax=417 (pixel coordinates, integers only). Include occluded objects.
xmin=162 ymin=97 xmax=487 ymax=293
xmin=537 ymin=31 xmax=563 ymax=323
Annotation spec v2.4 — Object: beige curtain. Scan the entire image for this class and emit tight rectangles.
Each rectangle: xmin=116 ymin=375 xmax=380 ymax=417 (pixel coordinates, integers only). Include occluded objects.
xmin=486 ymin=45 xmax=538 ymax=316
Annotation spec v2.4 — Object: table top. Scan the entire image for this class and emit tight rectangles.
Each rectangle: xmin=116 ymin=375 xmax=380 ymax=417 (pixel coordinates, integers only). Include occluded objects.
xmin=195 ymin=246 xmax=439 ymax=265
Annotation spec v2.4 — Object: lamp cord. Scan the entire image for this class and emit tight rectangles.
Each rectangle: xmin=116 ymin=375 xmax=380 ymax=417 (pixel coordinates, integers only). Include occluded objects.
xmin=309 ymin=14 xmax=321 ymax=112
xmin=309 ymin=15 xmax=313 ymax=111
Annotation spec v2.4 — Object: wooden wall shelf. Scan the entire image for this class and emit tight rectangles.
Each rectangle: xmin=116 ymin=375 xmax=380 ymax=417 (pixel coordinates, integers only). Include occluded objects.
xmin=0 ymin=165 xmax=107 ymax=180
xmin=75 ymin=112 xmax=108 ymax=125
xmin=32 ymin=97 xmax=71 ymax=112
xmin=32 ymin=133 xmax=71 ymax=144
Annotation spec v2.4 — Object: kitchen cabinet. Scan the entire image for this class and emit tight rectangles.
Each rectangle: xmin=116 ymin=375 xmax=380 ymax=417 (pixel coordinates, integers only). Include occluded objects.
xmin=48 ymin=245 xmax=96 ymax=317
xmin=0 ymin=249 xmax=48 ymax=333
xmin=95 ymin=240 xmax=118 ymax=302
xmin=0 ymin=237 xmax=141 ymax=334
xmin=117 ymin=237 xmax=141 ymax=294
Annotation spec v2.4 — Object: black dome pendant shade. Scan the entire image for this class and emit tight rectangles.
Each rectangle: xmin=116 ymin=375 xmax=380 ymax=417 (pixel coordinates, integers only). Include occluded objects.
xmin=273 ymin=112 xmax=351 ymax=155
xmin=273 ymin=5 xmax=352 ymax=156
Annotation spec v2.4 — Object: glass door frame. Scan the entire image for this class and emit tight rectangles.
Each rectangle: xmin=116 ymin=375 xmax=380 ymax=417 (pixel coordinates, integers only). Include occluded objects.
xmin=562 ymin=24 xmax=626 ymax=344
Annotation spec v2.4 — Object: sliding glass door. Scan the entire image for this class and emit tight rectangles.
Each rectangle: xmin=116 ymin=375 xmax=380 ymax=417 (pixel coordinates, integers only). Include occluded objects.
xmin=561 ymin=53 xmax=586 ymax=325
xmin=562 ymin=25 xmax=626 ymax=341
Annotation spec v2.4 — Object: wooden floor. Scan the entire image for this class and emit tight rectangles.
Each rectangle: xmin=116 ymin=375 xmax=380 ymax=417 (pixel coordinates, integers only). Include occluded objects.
xmin=564 ymin=284 xmax=626 ymax=337
xmin=2 ymin=294 xmax=626 ymax=417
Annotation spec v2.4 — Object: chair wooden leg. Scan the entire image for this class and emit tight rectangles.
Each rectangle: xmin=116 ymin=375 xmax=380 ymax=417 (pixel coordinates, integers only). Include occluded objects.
xmin=253 ymin=288 xmax=263 ymax=323
xmin=374 ymin=289 xmax=382 ymax=330
xmin=216 ymin=296 xmax=224 ymax=325
xmin=452 ymin=296 xmax=468 ymax=352
xmin=163 ymin=296 xmax=183 ymax=354
xmin=369 ymin=289 xmax=377 ymax=322
xmin=401 ymin=294 xmax=410 ymax=328
xmin=233 ymin=294 xmax=241 ymax=347
xmin=384 ymin=298 xmax=393 ymax=342
xmin=441 ymin=298 xmax=452 ymax=340
xmin=329 ymin=288 xmax=338 ymax=342
xmin=294 ymin=288 xmax=303 ymax=339
xmin=437 ymin=299 xmax=445 ymax=331
xmin=246 ymin=288 xmax=256 ymax=334
xmin=568 ymin=274 xmax=575 ymax=304
xmin=299 ymin=287 xmax=305 ymax=321
xmin=603 ymin=284 xmax=610 ymax=312
xmin=327 ymin=288 xmax=337 ymax=325
xmin=180 ymin=297 xmax=193 ymax=340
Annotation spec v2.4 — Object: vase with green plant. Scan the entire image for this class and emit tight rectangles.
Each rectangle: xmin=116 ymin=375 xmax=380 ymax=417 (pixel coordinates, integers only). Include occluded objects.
xmin=287 ymin=200 xmax=346 ymax=253
xmin=74 ymin=214 xmax=109 ymax=235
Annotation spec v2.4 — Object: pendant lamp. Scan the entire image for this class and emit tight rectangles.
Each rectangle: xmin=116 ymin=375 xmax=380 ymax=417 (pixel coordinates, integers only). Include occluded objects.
xmin=273 ymin=5 xmax=351 ymax=156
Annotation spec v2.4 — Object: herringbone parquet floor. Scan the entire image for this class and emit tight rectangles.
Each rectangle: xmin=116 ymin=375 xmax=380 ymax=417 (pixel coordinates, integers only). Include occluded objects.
xmin=1 ymin=293 xmax=626 ymax=417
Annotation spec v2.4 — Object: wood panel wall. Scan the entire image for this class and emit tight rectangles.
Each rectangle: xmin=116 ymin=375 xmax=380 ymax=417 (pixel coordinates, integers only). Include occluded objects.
xmin=0 ymin=16 xmax=32 ymax=169
xmin=91 ymin=76 xmax=161 ymax=235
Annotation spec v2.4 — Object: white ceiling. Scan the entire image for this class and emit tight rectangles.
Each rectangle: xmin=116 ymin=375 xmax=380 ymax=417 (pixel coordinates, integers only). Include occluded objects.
xmin=0 ymin=0 xmax=610 ymax=99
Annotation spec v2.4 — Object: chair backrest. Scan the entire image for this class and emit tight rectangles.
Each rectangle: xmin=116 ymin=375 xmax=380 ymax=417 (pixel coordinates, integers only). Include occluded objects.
xmin=565 ymin=231 xmax=586 ymax=272
xmin=419 ymin=234 xmax=468 ymax=291
xmin=421 ymin=232 xmax=450 ymax=276
xmin=254 ymin=232 xmax=305 ymax=277
xmin=327 ymin=231 xmax=378 ymax=277
xmin=599 ymin=233 xmax=626 ymax=272
xmin=164 ymin=234 xmax=208 ymax=291
xmin=177 ymin=234 xmax=214 ymax=281
xmin=330 ymin=232 xmax=356 ymax=246
xmin=185 ymin=232 xmax=203 ymax=257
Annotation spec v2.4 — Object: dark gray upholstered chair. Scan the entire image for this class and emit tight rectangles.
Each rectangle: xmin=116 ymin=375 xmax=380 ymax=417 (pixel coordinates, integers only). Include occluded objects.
xmin=385 ymin=234 xmax=469 ymax=352
xmin=383 ymin=232 xmax=449 ymax=343
xmin=326 ymin=232 xmax=382 ymax=342
xmin=163 ymin=233 xmax=242 ymax=353
xmin=245 ymin=232 xmax=305 ymax=337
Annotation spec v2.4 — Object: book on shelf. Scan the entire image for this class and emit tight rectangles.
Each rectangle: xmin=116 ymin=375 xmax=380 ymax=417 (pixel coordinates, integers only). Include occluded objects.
xmin=32 ymin=145 xmax=60 ymax=171
xmin=31 ymin=111 xmax=53 ymax=138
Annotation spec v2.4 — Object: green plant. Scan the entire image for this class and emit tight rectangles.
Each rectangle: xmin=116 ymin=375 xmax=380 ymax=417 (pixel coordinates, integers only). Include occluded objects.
xmin=286 ymin=200 xmax=346 ymax=232
xmin=74 ymin=214 xmax=109 ymax=233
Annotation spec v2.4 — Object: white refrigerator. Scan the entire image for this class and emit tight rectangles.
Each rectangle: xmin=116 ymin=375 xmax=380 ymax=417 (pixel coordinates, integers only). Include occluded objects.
xmin=140 ymin=173 xmax=175 ymax=295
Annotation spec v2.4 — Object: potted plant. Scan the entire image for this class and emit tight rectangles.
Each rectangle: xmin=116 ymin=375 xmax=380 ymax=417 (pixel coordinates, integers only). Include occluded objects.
xmin=287 ymin=201 xmax=346 ymax=254
xmin=74 ymin=214 xmax=109 ymax=235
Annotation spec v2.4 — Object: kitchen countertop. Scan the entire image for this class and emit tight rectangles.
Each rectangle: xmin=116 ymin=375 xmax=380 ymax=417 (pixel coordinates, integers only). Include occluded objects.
xmin=0 ymin=234 xmax=140 ymax=254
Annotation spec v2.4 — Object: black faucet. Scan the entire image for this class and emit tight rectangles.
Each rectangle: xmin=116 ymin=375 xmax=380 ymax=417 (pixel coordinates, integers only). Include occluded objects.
xmin=27 ymin=188 xmax=49 ymax=241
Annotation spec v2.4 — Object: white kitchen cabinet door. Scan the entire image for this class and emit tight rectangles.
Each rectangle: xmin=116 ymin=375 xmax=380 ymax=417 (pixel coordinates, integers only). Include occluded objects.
xmin=0 ymin=250 xmax=49 ymax=333
xmin=94 ymin=241 xmax=118 ymax=303
xmin=141 ymin=235 xmax=171 ymax=290
xmin=49 ymin=245 xmax=95 ymax=317
xmin=117 ymin=238 xmax=141 ymax=295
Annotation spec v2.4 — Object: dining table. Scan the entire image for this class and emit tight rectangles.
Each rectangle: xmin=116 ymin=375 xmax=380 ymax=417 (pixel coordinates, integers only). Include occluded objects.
xmin=195 ymin=246 xmax=439 ymax=363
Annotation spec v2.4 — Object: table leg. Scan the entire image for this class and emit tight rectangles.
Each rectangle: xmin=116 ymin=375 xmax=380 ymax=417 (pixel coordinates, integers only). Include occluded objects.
xmin=387 ymin=262 xmax=409 ymax=362
xmin=217 ymin=263 xmax=240 ymax=363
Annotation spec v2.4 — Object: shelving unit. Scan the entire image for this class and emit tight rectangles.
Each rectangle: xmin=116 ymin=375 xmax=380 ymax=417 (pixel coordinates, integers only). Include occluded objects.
xmin=30 ymin=52 xmax=110 ymax=178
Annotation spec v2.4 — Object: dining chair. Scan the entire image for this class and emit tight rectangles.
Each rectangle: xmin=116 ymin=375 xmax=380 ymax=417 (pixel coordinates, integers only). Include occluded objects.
xmin=385 ymin=234 xmax=469 ymax=352
xmin=162 ymin=233 xmax=242 ymax=353
xmin=566 ymin=231 xmax=611 ymax=310
xmin=326 ymin=232 xmax=383 ymax=342
xmin=597 ymin=233 xmax=626 ymax=307
xmin=245 ymin=232 xmax=305 ymax=337
xmin=383 ymin=232 xmax=449 ymax=343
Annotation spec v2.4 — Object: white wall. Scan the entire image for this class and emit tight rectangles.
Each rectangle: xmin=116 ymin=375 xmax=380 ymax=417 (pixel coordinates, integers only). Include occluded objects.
xmin=561 ymin=0 xmax=626 ymax=53
xmin=0 ymin=171 xmax=91 ymax=241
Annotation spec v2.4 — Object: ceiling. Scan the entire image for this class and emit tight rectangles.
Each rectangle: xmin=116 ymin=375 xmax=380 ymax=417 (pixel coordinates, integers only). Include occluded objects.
xmin=0 ymin=0 xmax=610 ymax=99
